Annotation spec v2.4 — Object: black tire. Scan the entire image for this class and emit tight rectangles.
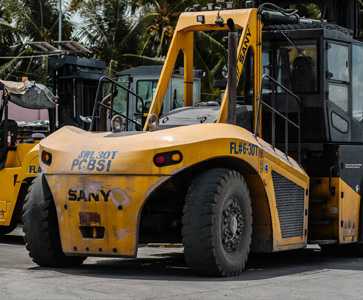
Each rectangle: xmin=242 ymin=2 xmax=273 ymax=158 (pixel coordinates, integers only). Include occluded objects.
xmin=23 ymin=175 xmax=86 ymax=267
xmin=0 ymin=224 xmax=17 ymax=235
xmin=182 ymin=168 xmax=253 ymax=277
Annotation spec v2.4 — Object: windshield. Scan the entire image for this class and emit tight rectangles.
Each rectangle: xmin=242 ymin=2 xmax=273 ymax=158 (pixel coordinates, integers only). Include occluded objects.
xmin=263 ymin=41 xmax=318 ymax=94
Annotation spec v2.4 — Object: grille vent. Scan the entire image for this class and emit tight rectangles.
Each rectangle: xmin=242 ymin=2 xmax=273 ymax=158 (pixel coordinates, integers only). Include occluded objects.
xmin=272 ymin=171 xmax=305 ymax=238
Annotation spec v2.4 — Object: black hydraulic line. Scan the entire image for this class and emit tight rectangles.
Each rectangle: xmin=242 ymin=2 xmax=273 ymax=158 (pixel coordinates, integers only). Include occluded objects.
xmin=258 ymin=3 xmax=300 ymax=25
xmin=227 ymin=18 xmax=238 ymax=125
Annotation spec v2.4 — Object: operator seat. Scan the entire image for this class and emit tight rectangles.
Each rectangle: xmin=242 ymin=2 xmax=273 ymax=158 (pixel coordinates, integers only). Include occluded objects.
xmin=292 ymin=56 xmax=316 ymax=94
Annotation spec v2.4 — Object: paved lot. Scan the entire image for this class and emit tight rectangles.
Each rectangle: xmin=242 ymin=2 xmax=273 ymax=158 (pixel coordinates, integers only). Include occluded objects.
xmin=1 ymin=228 xmax=363 ymax=300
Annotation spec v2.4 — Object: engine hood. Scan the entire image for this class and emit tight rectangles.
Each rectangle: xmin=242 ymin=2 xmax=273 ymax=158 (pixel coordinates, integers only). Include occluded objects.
xmin=39 ymin=124 xmax=306 ymax=179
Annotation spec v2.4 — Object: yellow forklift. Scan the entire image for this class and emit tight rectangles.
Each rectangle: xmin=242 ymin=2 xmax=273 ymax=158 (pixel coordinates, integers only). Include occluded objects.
xmin=23 ymin=2 xmax=363 ymax=276
xmin=0 ymin=81 xmax=53 ymax=235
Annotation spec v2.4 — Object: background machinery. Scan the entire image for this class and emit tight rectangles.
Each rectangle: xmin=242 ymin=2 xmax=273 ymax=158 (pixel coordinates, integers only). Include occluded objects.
xmin=0 ymin=46 xmax=107 ymax=235
xmin=0 ymin=80 xmax=54 ymax=234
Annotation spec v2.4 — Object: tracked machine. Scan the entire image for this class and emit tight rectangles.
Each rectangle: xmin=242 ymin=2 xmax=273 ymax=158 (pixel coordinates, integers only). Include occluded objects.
xmin=23 ymin=3 xmax=363 ymax=276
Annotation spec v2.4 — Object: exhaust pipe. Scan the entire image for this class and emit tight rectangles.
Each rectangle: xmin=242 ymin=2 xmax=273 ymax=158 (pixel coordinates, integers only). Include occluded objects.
xmin=227 ymin=18 xmax=238 ymax=125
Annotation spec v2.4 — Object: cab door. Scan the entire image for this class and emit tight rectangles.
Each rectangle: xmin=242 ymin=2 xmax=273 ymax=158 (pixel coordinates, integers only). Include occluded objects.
xmin=326 ymin=41 xmax=351 ymax=142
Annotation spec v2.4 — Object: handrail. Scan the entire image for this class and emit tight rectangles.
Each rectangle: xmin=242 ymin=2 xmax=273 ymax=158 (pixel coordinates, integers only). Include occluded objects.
xmin=259 ymin=100 xmax=300 ymax=129
xmin=90 ymin=75 xmax=144 ymax=131
xmin=255 ymin=73 xmax=302 ymax=164
xmin=262 ymin=73 xmax=301 ymax=106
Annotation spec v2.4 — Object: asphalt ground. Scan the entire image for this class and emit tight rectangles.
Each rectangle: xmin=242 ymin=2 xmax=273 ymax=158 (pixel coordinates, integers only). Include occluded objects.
xmin=1 ymin=228 xmax=363 ymax=300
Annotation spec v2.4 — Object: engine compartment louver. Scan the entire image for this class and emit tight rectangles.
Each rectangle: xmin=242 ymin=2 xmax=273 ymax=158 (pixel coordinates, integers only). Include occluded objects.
xmin=272 ymin=171 xmax=305 ymax=238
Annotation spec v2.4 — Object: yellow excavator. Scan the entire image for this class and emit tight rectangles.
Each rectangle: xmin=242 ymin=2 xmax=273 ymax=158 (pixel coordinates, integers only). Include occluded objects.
xmin=23 ymin=2 xmax=363 ymax=276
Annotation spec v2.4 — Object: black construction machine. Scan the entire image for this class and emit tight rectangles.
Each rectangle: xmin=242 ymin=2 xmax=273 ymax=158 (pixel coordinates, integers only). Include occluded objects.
xmin=252 ymin=0 xmax=363 ymax=245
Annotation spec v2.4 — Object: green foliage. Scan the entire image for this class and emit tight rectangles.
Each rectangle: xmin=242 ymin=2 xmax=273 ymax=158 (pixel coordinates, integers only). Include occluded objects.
xmin=70 ymin=0 xmax=138 ymax=70
xmin=290 ymin=3 xmax=321 ymax=19
xmin=0 ymin=1 xmax=19 ymax=56
xmin=3 ymin=0 xmax=72 ymax=42
xmin=0 ymin=0 xmax=330 ymax=85
xmin=130 ymin=1 xmax=196 ymax=58
xmin=0 ymin=0 xmax=73 ymax=80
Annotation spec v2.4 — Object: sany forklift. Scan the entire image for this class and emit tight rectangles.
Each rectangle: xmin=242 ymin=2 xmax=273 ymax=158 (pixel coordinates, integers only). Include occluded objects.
xmin=23 ymin=2 xmax=363 ymax=276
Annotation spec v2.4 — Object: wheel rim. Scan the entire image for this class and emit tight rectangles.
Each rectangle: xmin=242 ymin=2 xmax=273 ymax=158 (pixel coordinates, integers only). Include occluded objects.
xmin=221 ymin=197 xmax=244 ymax=253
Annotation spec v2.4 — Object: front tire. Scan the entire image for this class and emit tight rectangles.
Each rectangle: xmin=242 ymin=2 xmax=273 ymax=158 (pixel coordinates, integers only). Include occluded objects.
xmin=182 ymin=168 xmax=253 ymax=277
xmin=23 ymin=176 xmax=86 ymax=267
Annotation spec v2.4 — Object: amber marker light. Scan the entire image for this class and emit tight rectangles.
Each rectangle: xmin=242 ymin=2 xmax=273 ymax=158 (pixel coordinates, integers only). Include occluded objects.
xmin=41 ymin=151 xmax=53 ymax=166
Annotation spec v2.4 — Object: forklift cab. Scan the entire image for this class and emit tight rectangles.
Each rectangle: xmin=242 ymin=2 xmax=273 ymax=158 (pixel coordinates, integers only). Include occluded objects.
xmin=0 ymin=85 xmax=18 ymax=169
xmin=262 ymin=22 xmax=363 ymax=151
xmin=0 ymin=81 xmax=56 ymax=170
xmin=262 ymin=21 xmax=363 ymax=243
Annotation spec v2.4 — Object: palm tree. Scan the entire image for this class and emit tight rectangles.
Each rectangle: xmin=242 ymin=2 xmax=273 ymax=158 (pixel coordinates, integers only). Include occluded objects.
xmin=4 ymin=0 xmax=72 ymax=42
xmin=70 ymin=0 xmax=137 ymax=70
xmin=128 ymin=0 xmax=203 ymax=58
xmin=0 ymin=0 xmax=74 ymax=80
xmin=0 ymin=1 xmax=20 ymax=55
xmin=125 ymin=1 xmax=228 ymax=96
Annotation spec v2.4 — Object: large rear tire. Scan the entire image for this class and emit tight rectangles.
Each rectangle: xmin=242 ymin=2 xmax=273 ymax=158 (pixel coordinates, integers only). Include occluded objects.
xmin=182 ymin=168 xmax=253 ymax=277
xmin=23 ymin=176 xmax=86 ymax=267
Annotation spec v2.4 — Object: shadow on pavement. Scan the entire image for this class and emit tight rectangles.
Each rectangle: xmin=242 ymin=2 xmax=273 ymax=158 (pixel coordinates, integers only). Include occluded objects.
xmin=0 ymin=235 xmax=24 ymax=245
xmin=30 ymin=247 xmax=363 ymax=282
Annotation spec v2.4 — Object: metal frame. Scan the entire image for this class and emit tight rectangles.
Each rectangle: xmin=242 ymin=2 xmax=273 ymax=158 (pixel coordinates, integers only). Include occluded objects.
xmin=90 ymin=76 xmax=144 ymax=131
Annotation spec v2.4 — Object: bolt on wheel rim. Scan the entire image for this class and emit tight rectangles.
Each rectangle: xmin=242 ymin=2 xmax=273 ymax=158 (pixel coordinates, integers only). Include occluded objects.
xmin=221 ymin=198 xmax=244 ymax=253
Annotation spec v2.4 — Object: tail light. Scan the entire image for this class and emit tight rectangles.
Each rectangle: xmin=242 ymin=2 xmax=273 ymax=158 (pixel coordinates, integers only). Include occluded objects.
xmin=154 ymin=151 xmax=183 ymax=167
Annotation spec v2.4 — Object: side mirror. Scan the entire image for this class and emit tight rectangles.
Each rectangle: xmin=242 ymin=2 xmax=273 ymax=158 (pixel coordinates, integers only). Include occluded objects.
xmin=80 ymin=116 xmax=92 ymax=124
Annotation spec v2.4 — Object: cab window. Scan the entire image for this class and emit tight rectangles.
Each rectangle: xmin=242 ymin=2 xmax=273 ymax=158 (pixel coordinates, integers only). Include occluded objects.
xmin=328 ymin=43 xmax=350 ymax=82
xmin=136 ymin=80 xmax=158 ymax=112
xmin=352 ymin=44 xmax=363 ymax=121
xmin=277 ymin=43 xmax=318 ymax=94
xmin=113 ymin=76 xmax=130 ymax=116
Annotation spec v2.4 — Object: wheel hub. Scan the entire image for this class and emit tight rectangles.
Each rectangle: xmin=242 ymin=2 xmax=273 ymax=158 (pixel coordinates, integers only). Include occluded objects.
xmin=222 ymin=198 xmax=244 ymax=253
xmin=229 ymin=216 xmax=238 ymax=235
